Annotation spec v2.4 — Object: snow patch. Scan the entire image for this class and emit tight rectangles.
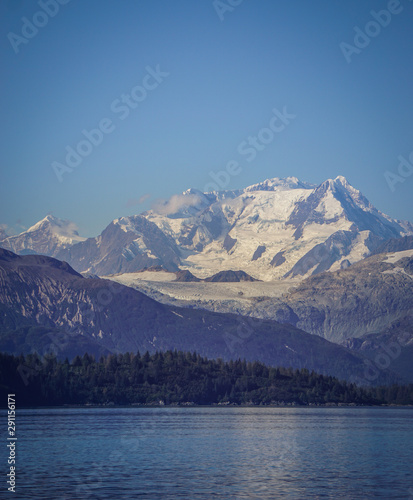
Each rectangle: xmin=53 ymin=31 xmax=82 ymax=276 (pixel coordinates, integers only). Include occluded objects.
xmin=383 ymin=249 xmax=413 ymax=264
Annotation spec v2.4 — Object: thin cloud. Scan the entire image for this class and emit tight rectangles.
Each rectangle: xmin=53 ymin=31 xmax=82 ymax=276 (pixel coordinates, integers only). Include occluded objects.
xmin=152 ymin=193 xmax=203 ymax=216
xmin=126 ymin=193 xmax=151 ymax=208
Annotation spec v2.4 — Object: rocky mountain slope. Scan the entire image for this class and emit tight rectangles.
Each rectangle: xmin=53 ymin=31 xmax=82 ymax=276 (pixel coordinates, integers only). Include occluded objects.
xmin=283 ymin=250 xmax=413 ymax=339
xmin=371 ymin=235 xmax=413 ymax=255
xmin=203 ymin=270 xmax=258 ymax=282
xmin=0 ymin=249 xmax=401 ymax=384
xmin=109 ymin=249 xmax=413 ymax=341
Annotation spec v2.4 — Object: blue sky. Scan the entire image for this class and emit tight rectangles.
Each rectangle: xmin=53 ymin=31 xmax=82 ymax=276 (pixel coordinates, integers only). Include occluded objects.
xmin=1 ymin=0 xmax=413 ymax=236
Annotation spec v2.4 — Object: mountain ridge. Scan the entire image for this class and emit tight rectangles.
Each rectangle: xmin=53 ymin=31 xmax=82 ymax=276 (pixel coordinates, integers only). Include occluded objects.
xmin=2 ymin=176 xmax=412 ymax=279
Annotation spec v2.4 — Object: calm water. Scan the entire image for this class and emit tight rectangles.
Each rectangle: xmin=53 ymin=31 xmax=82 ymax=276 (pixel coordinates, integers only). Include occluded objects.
xmin=1 ymin=407 xmax=412 ymax=499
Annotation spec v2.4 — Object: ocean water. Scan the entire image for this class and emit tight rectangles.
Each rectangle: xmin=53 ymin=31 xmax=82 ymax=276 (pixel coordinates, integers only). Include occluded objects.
xmin=1 ymin=407 xmax=412 ymax=499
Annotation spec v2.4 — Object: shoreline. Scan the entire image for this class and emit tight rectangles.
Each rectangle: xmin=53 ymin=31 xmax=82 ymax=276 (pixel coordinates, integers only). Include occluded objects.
xmin=1 ymin=403 xmax=412 ymax=410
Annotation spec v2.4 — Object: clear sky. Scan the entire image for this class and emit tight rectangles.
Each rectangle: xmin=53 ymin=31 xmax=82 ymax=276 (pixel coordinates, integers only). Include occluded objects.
xmin=1 ymin=0 xmax=413 ymax=237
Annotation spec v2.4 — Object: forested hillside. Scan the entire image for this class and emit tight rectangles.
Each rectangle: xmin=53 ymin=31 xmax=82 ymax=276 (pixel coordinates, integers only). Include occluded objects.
xmin=1 ymin=351 xmax=411 ymax=407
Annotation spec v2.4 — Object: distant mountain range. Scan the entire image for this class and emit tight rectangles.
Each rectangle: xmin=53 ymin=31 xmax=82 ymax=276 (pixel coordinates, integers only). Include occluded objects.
xmin=1 ymin=176 xmax=412 ymax=385
xmin=1 ymin=176 xmax=412 ymax=279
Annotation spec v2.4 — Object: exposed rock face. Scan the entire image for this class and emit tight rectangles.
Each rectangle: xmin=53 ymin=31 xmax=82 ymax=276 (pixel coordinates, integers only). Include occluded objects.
xmin=371 ymin=235 xmax=413 ymax=255
xmin=174 ymin=269 xmax=256 ymax=282
xmin=223 ymin=234 xmax=237 ymax=252
xmin=203 ymin=270 xmax=258 ymax=282
xmin=280 ymin=252 xmax=413 ymax=344
xmin=252 ymin=245 xmax=266 ymax=261
xmin=270 ymin=251 xmax=286 ymax=267
xmin=173 ymin=270 xmax=201 ymax=282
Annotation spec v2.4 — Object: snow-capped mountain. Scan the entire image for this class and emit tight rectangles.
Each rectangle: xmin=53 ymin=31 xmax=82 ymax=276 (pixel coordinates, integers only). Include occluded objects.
xmin=3 ymin=176 xmax=412 ymax=279
xmin=56 ymin=215 xmax=181 ymax=275
xmin=144 ymin=175 xmax=413 ymax=279
xmin=0 ymin=215 xmax=86 ymax=257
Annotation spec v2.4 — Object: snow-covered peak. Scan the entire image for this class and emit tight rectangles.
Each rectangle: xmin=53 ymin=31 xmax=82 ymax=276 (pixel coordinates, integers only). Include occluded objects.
xmin=182 ymin=188 xmax=207 ymax=198
xmin=148 ymin=188 xmax=235 ymax=218
xmin=113 ymin=216 xmax=140 ymax=233
xmin=0 ymin=215 xmax=86 ymax=257
xmin=318 ymin=176 xmax=374 ymax=213
xmin=26 ymin=215 xmax=58 ymax=232
xmin=245 ymin=176 xmax=315 ymax=192
xmin=25 ymin=215 xmax=85 ymax=244
xmin=141 ymin=174 xmax=413 ymax=281
xmin=321 ymin=175 xmax=352 ymax=189
xmin=334 ymin=175 xmax=349 ymax=185
xmin=28 ymin=215 xmax=76 ymax=233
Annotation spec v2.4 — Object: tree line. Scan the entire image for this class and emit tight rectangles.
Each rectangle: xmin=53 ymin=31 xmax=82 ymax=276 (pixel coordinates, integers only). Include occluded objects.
xmin=0 ymin=351 xmax=412 ymax=406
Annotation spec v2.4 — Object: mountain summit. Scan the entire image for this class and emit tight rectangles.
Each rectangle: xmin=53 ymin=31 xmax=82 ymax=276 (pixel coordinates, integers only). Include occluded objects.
xmin=244 ymin=176 xmax=316 ymax=192
xmin=144 ymin=175 xmax=412 ymax=279
xmin=0 ymin=215 xmax=86 ymax=257
xmin=2 ymin=177 xmax=412 ymax=279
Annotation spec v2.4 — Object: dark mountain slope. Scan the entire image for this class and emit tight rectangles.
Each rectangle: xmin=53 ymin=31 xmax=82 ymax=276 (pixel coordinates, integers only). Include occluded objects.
xmin=371 ymin=235 xmax=413 ymax=255
xmin=0 ymin=249 xmax=399 ymax=384
xmin=204 ymin=270 xmax=258 ymax=282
